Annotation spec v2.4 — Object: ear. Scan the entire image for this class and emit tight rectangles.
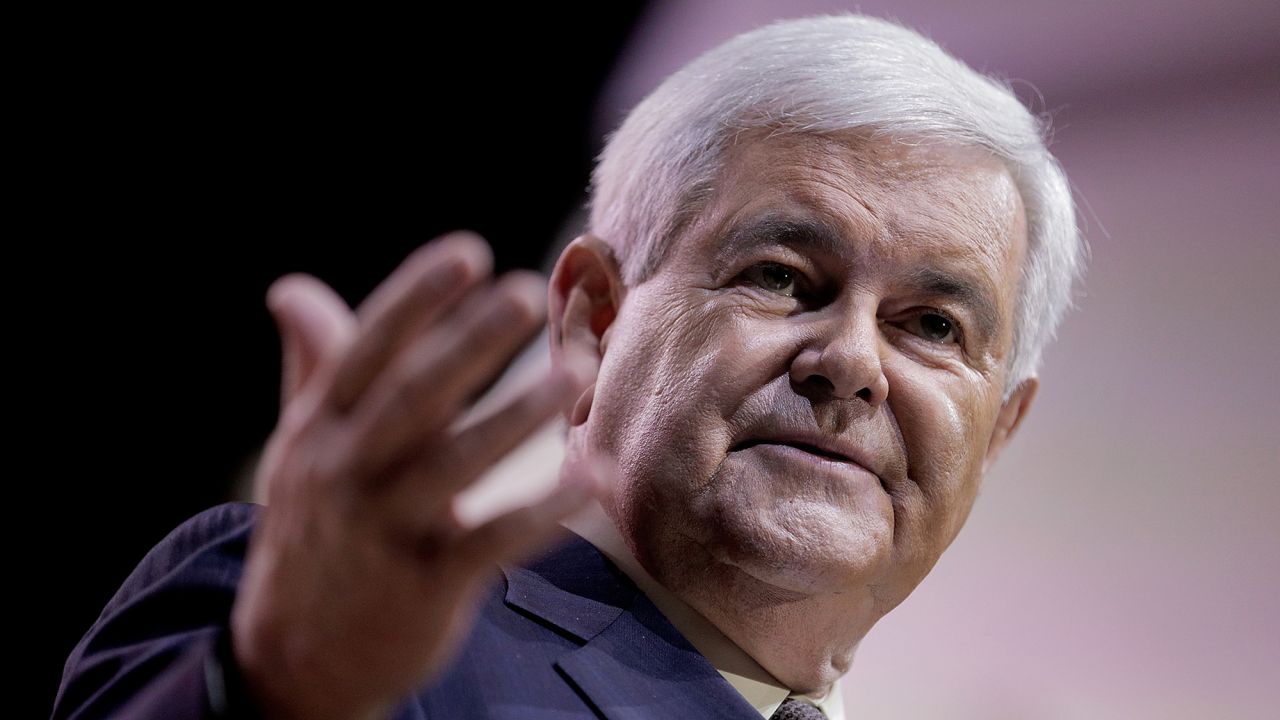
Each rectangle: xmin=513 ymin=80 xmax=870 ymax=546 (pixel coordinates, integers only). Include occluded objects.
xmin=981 ymin=376 xmax=1039 ymax=474
xmin=547 ymin=233 xmax=625 ymax=426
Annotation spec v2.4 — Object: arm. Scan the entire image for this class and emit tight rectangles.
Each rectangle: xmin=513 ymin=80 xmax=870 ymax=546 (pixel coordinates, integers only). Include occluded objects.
xmin=51 ymin=503 xmax=266 ymax=719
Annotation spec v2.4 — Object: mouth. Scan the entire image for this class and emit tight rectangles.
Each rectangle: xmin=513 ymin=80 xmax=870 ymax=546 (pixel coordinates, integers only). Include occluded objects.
xmin=732 ymin=439 xmax=853 ymax=463
xmin=730 ymin=438 xmax=886 ymax=491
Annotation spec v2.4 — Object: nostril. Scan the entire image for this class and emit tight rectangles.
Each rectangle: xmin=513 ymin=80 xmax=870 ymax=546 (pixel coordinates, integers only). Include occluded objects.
xmin=793 ymin=373 xmax=836 ymax=399
xmin=794 ymin=374 xmax=878 ymax=405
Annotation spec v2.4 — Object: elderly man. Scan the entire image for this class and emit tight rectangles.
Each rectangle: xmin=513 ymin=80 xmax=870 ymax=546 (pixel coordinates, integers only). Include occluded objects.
xmin=53 ymin=13 xmax=1083 ymax=720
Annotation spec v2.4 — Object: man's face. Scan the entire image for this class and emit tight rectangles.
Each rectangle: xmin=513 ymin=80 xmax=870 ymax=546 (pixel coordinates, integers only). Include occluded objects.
xmin=582 ymin=130 xmax=1029 ymax=672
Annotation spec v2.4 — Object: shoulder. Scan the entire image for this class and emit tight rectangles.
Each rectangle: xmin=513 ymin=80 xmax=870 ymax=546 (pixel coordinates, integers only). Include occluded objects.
xmin=127 ymin=502 xmax=258 ymax=582
xmin=52 ymin=502 xmax=262 ymax=720
xmin=96 ymin=502 xmax=261 ymax=626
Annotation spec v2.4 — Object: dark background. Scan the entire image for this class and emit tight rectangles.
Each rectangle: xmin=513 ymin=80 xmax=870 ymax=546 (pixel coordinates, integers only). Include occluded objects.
xmin=33 ymin=7 xmax=648 ymax=716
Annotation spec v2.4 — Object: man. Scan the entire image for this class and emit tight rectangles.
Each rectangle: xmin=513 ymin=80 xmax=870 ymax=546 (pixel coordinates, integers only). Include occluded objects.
xmin=53 ymin=13 xmax=1083 ymax=720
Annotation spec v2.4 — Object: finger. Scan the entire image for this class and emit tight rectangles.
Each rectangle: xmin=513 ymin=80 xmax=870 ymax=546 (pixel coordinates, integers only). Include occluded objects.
xmin=266 ymin=273 xmax=358 ymax=410
xmin=327 ymin=231 xmax=494 ymax=413
xmin=370 ymin=349 xmax=595 ymax=523
xmin=343 ymin=271 xmax=548 ymax=484
xmin=446 ymin=457 xmax=615 ymax=568
xmin=450 ymin=348 xmax=595 ymax=473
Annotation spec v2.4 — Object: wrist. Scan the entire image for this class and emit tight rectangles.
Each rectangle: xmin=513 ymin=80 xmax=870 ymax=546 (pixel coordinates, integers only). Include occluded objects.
xmin=206 ymin=627 xmax=267 ymax=719
xmin=229 ymin=622 xmax=395 ymax=720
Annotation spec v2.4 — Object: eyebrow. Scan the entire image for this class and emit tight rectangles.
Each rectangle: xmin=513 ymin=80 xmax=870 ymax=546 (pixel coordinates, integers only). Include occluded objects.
xmin=716 ymin=213 xmax=1003 ymax=341
xmin=717 ymin=213 xmax=850 ymax=262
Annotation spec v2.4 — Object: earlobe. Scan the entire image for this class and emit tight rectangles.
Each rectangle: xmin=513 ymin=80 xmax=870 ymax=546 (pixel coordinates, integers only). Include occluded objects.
xmin=548 ymin=234 xmax=625 ymax=425
xmin=982 ymin=376 xmax=1039 ymax=473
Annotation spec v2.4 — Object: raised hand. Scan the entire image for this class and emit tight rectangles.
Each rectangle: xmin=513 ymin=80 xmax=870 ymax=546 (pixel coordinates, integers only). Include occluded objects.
xmin=230 ymin=232 xmax=608 ymax=720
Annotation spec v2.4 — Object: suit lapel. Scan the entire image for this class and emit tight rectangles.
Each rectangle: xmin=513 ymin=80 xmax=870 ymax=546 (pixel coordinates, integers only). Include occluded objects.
xmin=502 ymin=534 xmax=761 ymax=720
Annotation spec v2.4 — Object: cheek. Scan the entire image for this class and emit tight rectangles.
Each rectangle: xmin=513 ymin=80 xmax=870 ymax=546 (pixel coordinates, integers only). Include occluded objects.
xmin=608 ymin=290 xmax=797 ymax=420
xmin=590 ymin=291 xmax=806 ymax=512
xmin=589 ymin=295 xmax=743 ymax=480
xmin=887 ymin=361 xmax=997 ymax=547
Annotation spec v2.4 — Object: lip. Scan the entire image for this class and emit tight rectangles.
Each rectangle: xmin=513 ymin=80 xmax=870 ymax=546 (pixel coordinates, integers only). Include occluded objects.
xmin=731 ymin=433 xmax=883 ymax=484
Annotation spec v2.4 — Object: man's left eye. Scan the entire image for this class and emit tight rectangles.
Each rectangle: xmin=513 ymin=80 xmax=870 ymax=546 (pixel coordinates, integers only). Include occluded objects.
xmin=900 ymin=311 xmax=960 ymax=344
xmin=742 ymin=262 xmax=800 ymax=297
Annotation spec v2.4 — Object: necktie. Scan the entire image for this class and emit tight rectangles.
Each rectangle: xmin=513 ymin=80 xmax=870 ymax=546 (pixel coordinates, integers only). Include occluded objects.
xmin=770 ymin=697 xmax=827 ymax=720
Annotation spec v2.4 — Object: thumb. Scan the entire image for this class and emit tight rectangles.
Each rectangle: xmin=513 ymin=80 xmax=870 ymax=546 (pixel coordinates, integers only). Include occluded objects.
xmin=266 ymin=273 xmax=356 ymax=408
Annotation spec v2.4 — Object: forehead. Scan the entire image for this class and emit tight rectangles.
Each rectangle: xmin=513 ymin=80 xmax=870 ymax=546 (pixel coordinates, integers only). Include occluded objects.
xmin=699 ymin=130 xmax=1024 ymax=264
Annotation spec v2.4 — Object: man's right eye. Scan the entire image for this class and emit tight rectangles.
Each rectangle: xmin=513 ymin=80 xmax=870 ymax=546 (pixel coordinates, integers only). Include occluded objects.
xmin=742 ymin=262 xmax=801 ymax=297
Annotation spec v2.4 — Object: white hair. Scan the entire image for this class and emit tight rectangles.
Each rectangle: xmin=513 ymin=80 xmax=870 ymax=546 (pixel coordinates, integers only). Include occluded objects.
xmin=587 ymin=13 xmax=1084 ymax=395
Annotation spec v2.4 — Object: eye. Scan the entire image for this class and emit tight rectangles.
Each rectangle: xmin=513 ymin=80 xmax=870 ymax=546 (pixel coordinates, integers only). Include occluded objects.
xmin=741 ymin=262 xmax=801 ymax=297
xmin=899 ymin=310 xmax=961 ymax=344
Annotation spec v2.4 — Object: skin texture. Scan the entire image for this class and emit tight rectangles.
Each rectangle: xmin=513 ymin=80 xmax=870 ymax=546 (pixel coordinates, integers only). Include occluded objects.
xmin=551 ymin=130 xmax=1038 ymax=694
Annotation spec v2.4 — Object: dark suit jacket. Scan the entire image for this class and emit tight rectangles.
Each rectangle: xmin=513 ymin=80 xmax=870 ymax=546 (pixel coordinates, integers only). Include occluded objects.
xmin=53 ymin=502 xmax=764 ymax=719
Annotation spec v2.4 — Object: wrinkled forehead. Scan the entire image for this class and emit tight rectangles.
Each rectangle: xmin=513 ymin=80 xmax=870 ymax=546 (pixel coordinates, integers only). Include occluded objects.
xmin=722 ymin=130 xmax=1022 ymax=238
xmin=689 ymin=129 xmax=1028 ymax=294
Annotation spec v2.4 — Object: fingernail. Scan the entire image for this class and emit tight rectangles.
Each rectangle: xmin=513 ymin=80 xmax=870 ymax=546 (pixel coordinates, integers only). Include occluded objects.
xmin=429 ymin=230 xmax=493 ymax=279
xmin=450 ymin=233 xmax=494 ymax=278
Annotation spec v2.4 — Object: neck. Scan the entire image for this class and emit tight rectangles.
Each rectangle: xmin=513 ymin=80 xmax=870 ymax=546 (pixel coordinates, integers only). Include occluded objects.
xmin=564 ymin=501 xmax=784 ymax=684
xmin=644 ymin=523 xmax=874 ymax=694
xmin=563 ymin=497 xmax=844 ymax=691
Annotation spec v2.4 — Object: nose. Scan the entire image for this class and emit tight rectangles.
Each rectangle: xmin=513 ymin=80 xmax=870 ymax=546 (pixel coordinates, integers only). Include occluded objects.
xmin=789 ymin=309 xmax=889 ymax=407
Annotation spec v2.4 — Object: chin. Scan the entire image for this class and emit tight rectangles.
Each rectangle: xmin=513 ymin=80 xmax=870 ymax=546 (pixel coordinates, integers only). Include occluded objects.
xmin=691 ymin=497 xmax=896 ymax=597
xmin=680 ymin=455 xmax=894 ymax=586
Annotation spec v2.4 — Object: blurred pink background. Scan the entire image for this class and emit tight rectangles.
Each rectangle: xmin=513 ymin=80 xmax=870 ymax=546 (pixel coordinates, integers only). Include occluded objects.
xmin=595 ymin=1 xmax=1280 ymax=716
